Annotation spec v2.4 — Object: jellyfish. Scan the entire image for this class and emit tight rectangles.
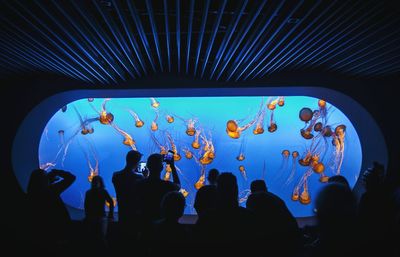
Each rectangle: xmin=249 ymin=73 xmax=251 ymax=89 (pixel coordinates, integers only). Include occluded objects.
xmin=151 ymin=109 xmax=159 ymax=131
xmin=239 ymin=165 xmax=247 ymax=181
xmin=319 ymin=174 xmax=329 ymax=183
xmin=191 ymin=130 xmax=201 ymax=149
xmin=253 ymin=99 xmax=267 ymax=135
xmin=292 ymin=168 xmax=313 ymax=203
xmin=285 ymin=151 xmax=299 ymax=186
xmin=239 ymin=189 xmax=251 ymax=204
xmin=195 ymin=165 xmax=206 ymax=190
xmin=61 ymin=105 xmax=67 ymax=112
xmin=163 ymin=169 xmax=171 ymax=181
xmin=111 ymin=123 xmax=136 ymax=150
xmin=299 ymin=107 xmax=313 ymax=122
xmin=88 ymin=98 xmax=94 ymax=102
xmin=236 ymin=137 xmax=246 ymax=161
xmin=150 ymin=132 xmax=168 ymax=155
xmin=300 ymin=110 xmax=321 ymax=140
xmin=278 ymin=96 xmax=285 ymax=107
xmin=267 ymin=97 xmax=280 ymax=133
xmin=185 ymin=119 xmax=197 ymax=136
xmin=183 ymin=148 xmax=193 ymax=159
xmin=166 ymin=114 xmax=174 ymax=123
xmin=267 ymin=97 xmax=279 ymax=110
xmin=73 ymin=106 xmax=96 ymax=135
xmin=274 ymin=150 xmax=290 ymax=183
xmin=331 ymin=124 xmax=346 ymax=175
xmin=199 ymin=133 xmax=215 ymax=165
xmin=81 ymin=140 xmax=99 ymax=183
xmin=179 ymin=188 xmax=189 ymax=198
xmin=299 ymin=179 xmax=311 ymax=205
xmin=165 ymin=131 xmax=181 ymax=161
xmin=98 ymin=99 xmax=114 ymax=125
xmin=314 ymin=122 xmax=323 ymax=132
xmin=150 ymin=97 xmax=160 ymax=108
xmin=226 ymin=116 xmax=257 ymax=139
xmin=58 ymin=129 xmax=65 ymax=146
xmin=312 ymin=162 xmax=325 ymax=174
xmin=318 ymin=99 xmax=327 ymax=122
xmin=128 ymin=110 xmax=144 ymax=128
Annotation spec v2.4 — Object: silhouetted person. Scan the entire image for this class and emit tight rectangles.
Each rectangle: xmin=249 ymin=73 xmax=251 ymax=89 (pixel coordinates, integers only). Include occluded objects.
xmin=146 ymin=191 xmax=189 ymax=256
xmin=328 ymin=175 xmax=350 ymax=189
xmin=358 ymin=161 xmax=397 ymax=256
xmin=250 ymin=179 xmax=267 ymax=193
xmin=195 ymin=172 xmax=256 ymax=256
xmin=246 ymin=186 xmax=301 ymax=257
xmin=137 ymin=153 xmax=181 ymax=224
xmin=26 ymin=168 xmax=76 ymax=255
xmin=207 ymin=168 xmax=219 ymax=185
xmin=84 ymin=176 xmax=114 ymax=233
xmin=194 ymin=169 xmax=219 ymax=218
xmin=312 ymin=182 xmax=358 ymax=257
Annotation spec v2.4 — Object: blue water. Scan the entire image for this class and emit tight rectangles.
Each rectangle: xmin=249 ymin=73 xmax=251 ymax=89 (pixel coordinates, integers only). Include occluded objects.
xmin=38 ymin=96 xmax=362 ymax=217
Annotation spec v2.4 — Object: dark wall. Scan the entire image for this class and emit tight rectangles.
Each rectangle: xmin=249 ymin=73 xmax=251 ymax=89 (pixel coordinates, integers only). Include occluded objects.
xmin=2 ymin=70 xmax=398 ymax=244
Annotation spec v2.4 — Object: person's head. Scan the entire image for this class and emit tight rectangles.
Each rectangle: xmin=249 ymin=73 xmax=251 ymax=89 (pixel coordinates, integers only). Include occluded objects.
xmin=207 ymin=168 xmax=220 ymax=185
xmin=125 ymin=150 xmax=142 ymax=169
xmin=315 ymin=183 xmax=357 ymax=232
xmin=217 ymin=172 xmax=238 ymax=208
xmin=362 ymin=161 xmax=385 ymax=191
xmin=27 ymin=169 xmax=49 ymax=194
xmin=161 ymin=191 xmax=186 ymax=221
xmin=328 ymin=175 xmax=350 ymax=189
xmin=146 ymin=153 xmax=164 ymax=178
xmin=91 ymin=175 xmax=105 ymax=189
xmin=250 ymin=180 xmax=267 ymax=193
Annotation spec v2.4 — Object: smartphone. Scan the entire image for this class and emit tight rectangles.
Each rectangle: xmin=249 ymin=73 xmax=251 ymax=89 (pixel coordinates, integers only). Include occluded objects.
xmin=138 ymin=161 xmax=147 ymax=172
xmin=163 ymin=150 xmax=174 ymax=162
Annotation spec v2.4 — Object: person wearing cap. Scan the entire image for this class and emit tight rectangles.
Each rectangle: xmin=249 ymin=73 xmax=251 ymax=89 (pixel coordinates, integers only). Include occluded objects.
xmin=112 ymin=150 xmax=144 ymax=231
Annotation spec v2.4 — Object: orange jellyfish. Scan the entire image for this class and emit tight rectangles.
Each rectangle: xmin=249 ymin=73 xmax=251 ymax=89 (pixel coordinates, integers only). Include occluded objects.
xmin=299 ymin=180 xmax=311 ymax=205
xmin=331 ymin=124 xmax=346 ymax=175
xmin=74 ymin=106 xmax=96 ymax=135
xmin=195 ymin=173 xmax=206 ymax=190
xmin=226 ymin=117 xmax=257 ymax=139
xmin=166 ymin=114 xmax=174 ymax=123
xmin=165 ymin=132 xmax=181 ymax=161
xmin=150 ymin=133 xmax=168 ymax=155
xmin=267 ymin=97 xmax=279 ymax=133
xmin=128 ymin=110 xmax=144 ymax=128
xmin=278 ymin=96 xmax=285 ymax=107
xmin=199 ymin=133 xmax=215 ymax=165
xmin=318 ymin=99 xmax=327 ymax=122
xmin=300 ymin=107 xmax=322 ymax=140
xmin=111 ymin=123 xmax=136 ymax=150
xmin=285 ymin=151 xmax=299 ymax=186
xmin=151 ymin=110 xmax=159 ymax=131
xmin=179 ymin=188 xmax=189 ymax=198
xmin=274 ymin=150 xmax=290 ymax=182
xmin=191 ymin=130 xmax=201 ymax=149
xmin=183 ymin=148 xmax=193 ymax=159
xmin=98 ymin=99 xmax=114 ymax=125
xmin=150 ymin=97 xmax=160 ymax=108
xmin=253 ymin=98 xmax=267 ymax=135
xmin=239 ymin=165 xmax=247 ymax=180
xmin=236 ymin=137 xmax=246 ymax=161
xmin=312 ymin=162 xmax=325 ymax=174
xmin=105 ymin=197 xmax=117 ymax=208
xmin=185 ymin=119 xmax=196 ymax=136
xmin=267 ymin=97 xmax=279 ymax=110
xmin=163 ymin=170 xmax=171 ymax=181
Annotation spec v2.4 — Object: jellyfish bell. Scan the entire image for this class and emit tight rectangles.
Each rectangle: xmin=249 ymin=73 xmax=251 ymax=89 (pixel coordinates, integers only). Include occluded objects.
xmin=151 ymin=121 xmax=158 ymax=131
xmin=135 ymin=120 xmax=144 ymax=128
xmin=226 ymin=129 xmax=241 ymax=139
xmin=88 ymin=128 xmax=94 ymax=134
xmin=267 ymin=103 xmax=276 ymax=110
xmin=185 ymin=151 xmax=193 ymax=159
xmin=314 ymin=122 xmax=323 ymax=132
xmin=207 ymin=152 xmax=215 ymax=159
xmin=199 ymin=157 xmax=213 ymax=165
xmin=236 ymin=154 xmax=245 ymax=161
xmin=123 ymin=136 xmax=135 ymax=147
xmin=186 ymin=127 xmax=196 ymax=136
xmin=319 ymin=175 xmax=329 ymax=183
xmin=313 ymin=163 xmax=325 ymax=174
xmin=318 ymin=99 xmax=326 ymax=108
xmin=335 ymin=124 xmax=346 ymax=136
xmin=239 ymin=165 xmax=245 ymax=172
xmin=253 ymin=126 xmax=264 ymax=135
xmin=179 ymin=188 xmax=189 ymax=198
xmin=278 ymin=97 xmax=285 ymax=107
xmin=173 ymin=153 xmax=181 ymax=161
xmin=300 ymin=129 xmax=314 ymax=139
xmin=282 ymin=150 xmax=290 ymax=158
xmin=61 ymin=105 xmax=67 ymax=112
xmin=99 ymin=112 xmax=114 ymax=125
xmin=88 ymin=98 xmax=94 ymax=102
xmin=268 ymin=123 xmax=277 ymax=133
xmin=299 ymin=107 xmax=313 ymax=122
xmin=191 ymin=141 xmax=200 ymax=149
xmin=299 ymin=157 xmax=311 ymax=166
xmin=291 ymin=192 xmax=299 ymax=201
xmin=292 ymin=151 xmax=299 ymax=158
xmin=166 ymin=115 xmax=174 ymax=123
xmin=299 ymin=191 xmax=311 ymax=205
xmin=81 ymin=128 xmax=90 ymax=135
xmin=226 ymin=120 xmax=238 ymax=133
xmin=150 ymin=98 xmax=160 ymax=108
xmin=322 ymin=126 xmax=333 ymax=137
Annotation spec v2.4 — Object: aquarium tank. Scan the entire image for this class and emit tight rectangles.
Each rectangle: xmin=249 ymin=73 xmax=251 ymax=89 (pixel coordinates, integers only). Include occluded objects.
xmin=38 ymin=96 xmax=362 ymax=217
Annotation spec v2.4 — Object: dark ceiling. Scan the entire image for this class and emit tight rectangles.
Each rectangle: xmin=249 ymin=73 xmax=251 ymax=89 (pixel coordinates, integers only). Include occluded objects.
xmin=1 ymin=0 xmax=400 ymax=85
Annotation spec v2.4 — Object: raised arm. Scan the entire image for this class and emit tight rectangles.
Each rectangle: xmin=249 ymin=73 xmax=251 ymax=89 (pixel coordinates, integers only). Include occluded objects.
xmin=166 ymin=159 xmax=181 ymax=189
xmin=48 ymin=169 xmax=76 ymax=195
xmin=104 ymin=190 xmax=114 ymax=219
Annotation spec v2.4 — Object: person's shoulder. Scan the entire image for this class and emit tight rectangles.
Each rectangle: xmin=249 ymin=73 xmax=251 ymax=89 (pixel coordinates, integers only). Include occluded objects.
xmin=163 ymin=180 xmax=179 ymax=190
xmin=112 ymin=170 xmax=124 ymax=178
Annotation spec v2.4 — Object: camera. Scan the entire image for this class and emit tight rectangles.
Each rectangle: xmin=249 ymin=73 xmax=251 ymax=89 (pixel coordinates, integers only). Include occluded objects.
xmin=163 ymin=150 xmax=174 ymax=162
xmin=138 ymin=162 xmax=147 ymax=172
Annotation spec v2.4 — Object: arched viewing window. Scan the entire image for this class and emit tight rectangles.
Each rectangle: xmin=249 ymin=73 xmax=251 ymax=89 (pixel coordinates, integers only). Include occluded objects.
xmin=12 ymin=87 xmax=387 ymax=218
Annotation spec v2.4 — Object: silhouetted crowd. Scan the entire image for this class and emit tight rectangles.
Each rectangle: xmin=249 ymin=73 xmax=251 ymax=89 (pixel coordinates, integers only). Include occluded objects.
xmin=25 ymin=150 xmax=400 ymax=257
